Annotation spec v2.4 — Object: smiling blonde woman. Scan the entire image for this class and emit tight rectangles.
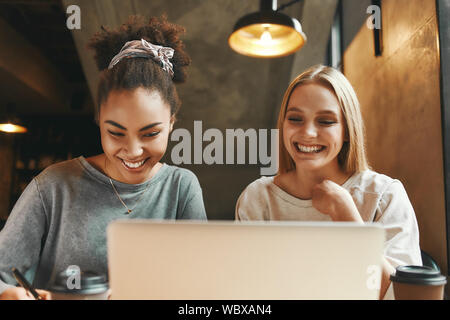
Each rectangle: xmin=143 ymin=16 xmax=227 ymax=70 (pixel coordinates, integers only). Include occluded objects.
xmin=235 ymin=65 xmax=422 ymax=299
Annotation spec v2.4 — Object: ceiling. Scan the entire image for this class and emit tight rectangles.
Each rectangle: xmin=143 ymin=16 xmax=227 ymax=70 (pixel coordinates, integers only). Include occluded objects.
xmin=0 ymin=0 xmax=84 ymax=83
xmin=0 ymin=0 xmax=338 ymax=119
xmin=0 ymin=0 xmax=92 ymax=115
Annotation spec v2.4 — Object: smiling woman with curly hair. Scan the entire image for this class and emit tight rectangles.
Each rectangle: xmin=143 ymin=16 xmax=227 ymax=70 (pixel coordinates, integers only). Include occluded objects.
xmin=0 ymin=15 xmax=206 ymax=300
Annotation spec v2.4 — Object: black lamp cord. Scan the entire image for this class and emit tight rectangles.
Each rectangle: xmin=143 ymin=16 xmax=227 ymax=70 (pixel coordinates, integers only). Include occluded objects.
xmin=276 ymin=0 xmax=303 ymax=12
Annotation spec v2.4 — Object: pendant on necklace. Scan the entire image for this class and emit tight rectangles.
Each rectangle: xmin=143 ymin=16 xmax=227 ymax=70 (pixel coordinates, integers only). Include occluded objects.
xmin=127 ymin=209 xmax=132 ymax=214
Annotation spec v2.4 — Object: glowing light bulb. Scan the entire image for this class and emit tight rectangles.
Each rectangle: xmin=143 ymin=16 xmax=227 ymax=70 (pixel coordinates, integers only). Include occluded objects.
xmin=260 ymin=29 xmax=272 ymax=45
xmin=0 ymin=124 xmax=15 ymax=132
xmin=0 ymin=123 xmax=27 ymax=133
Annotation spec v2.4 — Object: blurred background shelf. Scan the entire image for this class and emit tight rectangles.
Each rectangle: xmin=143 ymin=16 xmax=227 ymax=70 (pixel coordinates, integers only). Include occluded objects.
xmin=8 ymin=115 xmax=102 ymax=213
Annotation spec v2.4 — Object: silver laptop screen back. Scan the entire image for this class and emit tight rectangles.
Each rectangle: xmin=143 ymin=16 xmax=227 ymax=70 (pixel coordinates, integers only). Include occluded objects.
xmin=107 ymin=220 xmax=385 ymax=300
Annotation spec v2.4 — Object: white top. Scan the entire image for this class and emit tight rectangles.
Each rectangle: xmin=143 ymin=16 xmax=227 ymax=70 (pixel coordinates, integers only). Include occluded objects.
xmin=235 ymin=170 xmax=422 ymax=269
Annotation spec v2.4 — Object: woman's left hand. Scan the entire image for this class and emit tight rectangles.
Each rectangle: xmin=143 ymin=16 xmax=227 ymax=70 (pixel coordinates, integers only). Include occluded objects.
xmin=312 ymin=180 xmax=363 ymax=223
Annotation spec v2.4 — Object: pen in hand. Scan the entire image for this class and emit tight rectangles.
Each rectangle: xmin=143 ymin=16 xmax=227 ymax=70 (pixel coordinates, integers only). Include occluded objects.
xmin=12 ymin=267 xmax=43 ymax=300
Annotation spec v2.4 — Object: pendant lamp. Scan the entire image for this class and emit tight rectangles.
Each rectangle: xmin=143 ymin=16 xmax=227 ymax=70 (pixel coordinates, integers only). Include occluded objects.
xmin=0 ymin=103 xmax=27 ymax=134
xmin=228 ymin=0 xmax=306 ymax=58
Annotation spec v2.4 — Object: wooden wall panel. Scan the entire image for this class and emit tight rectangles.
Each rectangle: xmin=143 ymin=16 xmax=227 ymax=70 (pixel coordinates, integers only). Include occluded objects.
xmin=344 ymin=0 xmax=447 ymax=276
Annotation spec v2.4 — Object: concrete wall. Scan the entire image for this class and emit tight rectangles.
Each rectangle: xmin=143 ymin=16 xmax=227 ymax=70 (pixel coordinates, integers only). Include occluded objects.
xmin=341 ymin=0 xmax=371 ymax=51
xmin=343 ymin=0 xmax=448 ymax=277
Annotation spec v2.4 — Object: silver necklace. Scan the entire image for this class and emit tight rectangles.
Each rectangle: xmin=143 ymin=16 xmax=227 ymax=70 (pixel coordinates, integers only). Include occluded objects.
xmin=105 ymin=157 xmax=151 ymax=214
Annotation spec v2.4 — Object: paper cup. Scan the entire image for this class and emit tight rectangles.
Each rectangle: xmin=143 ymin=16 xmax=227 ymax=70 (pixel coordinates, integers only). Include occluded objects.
xmin=390 ymin=265 xmax=447 ymax=300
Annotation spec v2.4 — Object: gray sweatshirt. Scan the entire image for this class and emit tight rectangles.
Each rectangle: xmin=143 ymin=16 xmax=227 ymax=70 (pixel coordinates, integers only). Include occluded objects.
xmin=0 ymin=156 xmax=207 ymax=294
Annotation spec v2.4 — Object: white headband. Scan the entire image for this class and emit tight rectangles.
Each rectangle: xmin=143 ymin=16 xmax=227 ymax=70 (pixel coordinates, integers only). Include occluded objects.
xmin=108 ymin=39 xmax=174 ymax=78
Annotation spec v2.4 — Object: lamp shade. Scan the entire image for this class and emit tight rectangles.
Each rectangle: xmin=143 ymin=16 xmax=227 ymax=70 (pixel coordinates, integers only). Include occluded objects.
xmin=0 ymin=123 xmax=27 ymax=133
xmin=228 ymin=10 xmax=307 ymax=58
xmin=0 ymin=104 xmax=27 ymax=133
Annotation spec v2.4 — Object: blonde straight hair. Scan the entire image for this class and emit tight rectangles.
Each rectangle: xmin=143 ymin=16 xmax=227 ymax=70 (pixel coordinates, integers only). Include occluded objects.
xmin=277 ymin=65 xmax=369 ymax=174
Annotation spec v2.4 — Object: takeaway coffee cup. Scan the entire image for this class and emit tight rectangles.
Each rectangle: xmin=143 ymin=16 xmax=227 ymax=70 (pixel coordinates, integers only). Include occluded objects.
xmin=390 ymin=265 xmax=447 ymax=300
xmin=49 ymin=268 xmax=109 ymax=300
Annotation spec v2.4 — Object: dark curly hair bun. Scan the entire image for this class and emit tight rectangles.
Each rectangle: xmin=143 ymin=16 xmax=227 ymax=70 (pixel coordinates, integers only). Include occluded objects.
xmin=87 ymin=15 xmax=191 ymax=121
xmin=88 ymin=15 xmax=190 ymax=83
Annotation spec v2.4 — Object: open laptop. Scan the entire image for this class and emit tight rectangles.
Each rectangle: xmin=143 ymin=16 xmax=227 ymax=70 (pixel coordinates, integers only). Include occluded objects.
xmin=107 ymin=220 xmax=385 ymax=300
